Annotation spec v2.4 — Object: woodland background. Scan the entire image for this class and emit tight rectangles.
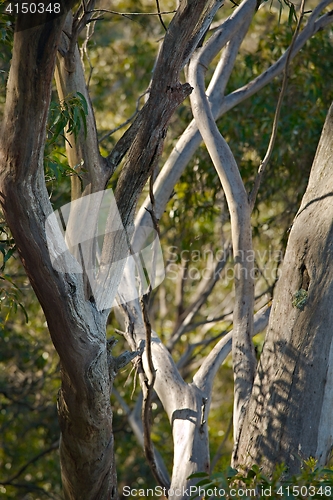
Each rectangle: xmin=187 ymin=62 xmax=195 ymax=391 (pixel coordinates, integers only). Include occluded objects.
xmin=0 ymin=0 xmax=333 ymax=498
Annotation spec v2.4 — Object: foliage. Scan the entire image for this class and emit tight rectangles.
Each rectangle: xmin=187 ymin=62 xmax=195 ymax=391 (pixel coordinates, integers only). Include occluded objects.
xmin=47 ymin=92 xmax=88 ymax=144
xmin=0 ymin=262 xmax=63 ymax=499
xmin=0 ymin=1 xmax=333 ymax=498
xmin=189 ymin=460 xmax=333 ymax=499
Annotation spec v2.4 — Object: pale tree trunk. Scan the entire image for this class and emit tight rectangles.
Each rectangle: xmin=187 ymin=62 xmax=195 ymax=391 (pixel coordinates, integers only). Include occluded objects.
xmin=235 ymin=102 xmax=333 ymax=473
xmin=188 ymin=0 xmax=257 ymax=443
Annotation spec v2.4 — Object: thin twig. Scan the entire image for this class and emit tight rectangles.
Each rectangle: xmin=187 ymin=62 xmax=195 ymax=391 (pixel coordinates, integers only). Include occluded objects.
xmin=99 ymin=90 xmax=149 ymax=143
xmin=80 ymin=15 xmax=97 ymax=88
xmin=156 ymin=0 xmax=168 ymax=32
xmin=70 ymin=1 xmax=95 ymax=51
xmin=249 ymin=0 xmax=306 ymax=210
xmin=0 ymin=441 xmax=59 ymax=485
xmin=140 ymin=295 xmax=169 ymax=488
xmin=87 ymin=8 xmax=176 ymax=17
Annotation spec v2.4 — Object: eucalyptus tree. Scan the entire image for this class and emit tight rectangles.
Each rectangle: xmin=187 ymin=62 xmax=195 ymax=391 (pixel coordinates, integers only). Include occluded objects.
xmin=1 ymin=0 xmax=333 ymax=499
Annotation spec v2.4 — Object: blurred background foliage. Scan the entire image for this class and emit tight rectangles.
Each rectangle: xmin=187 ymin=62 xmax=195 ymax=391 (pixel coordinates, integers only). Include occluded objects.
xmin=0 ymin=0 xmax=333 ymax=498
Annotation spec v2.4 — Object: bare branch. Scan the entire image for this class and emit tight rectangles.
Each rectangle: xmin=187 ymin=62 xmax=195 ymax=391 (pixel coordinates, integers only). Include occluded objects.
xmin=109 ymin=0 xmax=225 ymax=231
xmin=155 ymin=0 xmax=168 ymax=31
xmin=135 ymin=4 xmax=333 ymax=233
xmin=249 ymin=0 xmax=307 ymax=210
xmin=194 ymin=0 xmax=258 ymax=68
xmin=85 ymin=8 xmax=177 ymax=17
xmin=193 ymin=303 xmax=271 ymax=393
xmin=219 ymin=8 xmax=333 ymax=116
xmin=188 ymin=0 xmax=257 ymax=437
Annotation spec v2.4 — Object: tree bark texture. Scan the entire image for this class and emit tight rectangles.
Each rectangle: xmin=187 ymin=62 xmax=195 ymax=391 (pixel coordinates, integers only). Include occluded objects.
xmin=0 ymin=6 xmax=119 ymax=499
xmin=0 ymin=0 xmax=226 ymax=497
xmin=235 ymin=102 xmax=333 ymax=474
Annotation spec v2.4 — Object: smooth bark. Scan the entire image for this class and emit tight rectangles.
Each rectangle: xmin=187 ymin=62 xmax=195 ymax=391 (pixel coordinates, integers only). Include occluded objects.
xmin=188 ymin=0 xmax=257 ymax=442
xmin=235 ymin=102 xmax=333 ymax=473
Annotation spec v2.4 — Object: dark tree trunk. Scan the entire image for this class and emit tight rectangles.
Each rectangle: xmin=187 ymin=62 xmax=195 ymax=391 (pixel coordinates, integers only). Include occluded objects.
xmin=0 ymin=5 xmax=119 ymax=498
xmin=0 ymin=0 xmax=222 ymax=497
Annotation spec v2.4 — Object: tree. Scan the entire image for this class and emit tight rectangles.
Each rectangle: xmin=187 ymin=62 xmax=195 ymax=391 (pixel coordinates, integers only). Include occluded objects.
xmin=0 ymin=0 xmax=333 ymax=499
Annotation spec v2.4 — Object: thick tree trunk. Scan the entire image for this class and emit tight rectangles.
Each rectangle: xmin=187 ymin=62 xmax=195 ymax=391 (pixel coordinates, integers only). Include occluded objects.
xmin=235 ymin=102 xmax=333 ymax=474
xmin=0 ymin=7 xmax=119 ymax=499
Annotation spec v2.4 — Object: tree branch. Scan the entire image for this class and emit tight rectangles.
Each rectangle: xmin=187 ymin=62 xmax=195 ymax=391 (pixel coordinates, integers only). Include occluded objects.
xmin=135 ymin=4 xmax=333 ymax=233
xmin=249 ymin=0 xmax=307 ymax=210
xmin=112 ymin=0 xmax=224 ymax=230
xmin=188 ymin=0 xmax=258 ymax=439
xmin=193 ymin=303 xmax=271 ymax=393
xmin=140 ymin=294 xmax=168 ymax=489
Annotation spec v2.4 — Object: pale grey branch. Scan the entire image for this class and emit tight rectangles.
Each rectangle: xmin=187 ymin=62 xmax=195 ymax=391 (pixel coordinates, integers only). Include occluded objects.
xmin=193 ymin=304 xmax=271 ymax=393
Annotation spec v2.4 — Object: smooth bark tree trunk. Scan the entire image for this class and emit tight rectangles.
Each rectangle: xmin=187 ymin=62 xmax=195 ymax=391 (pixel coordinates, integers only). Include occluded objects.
xmin=235 ymin=102 xmax=333 ymax=474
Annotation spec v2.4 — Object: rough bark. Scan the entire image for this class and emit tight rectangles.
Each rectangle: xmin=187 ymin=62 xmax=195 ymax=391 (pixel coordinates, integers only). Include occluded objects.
xmin=0 ymin=1 xmax=229 ymax=498
xmin=235 ymin=102 xmax=333 ymax=473
xmin=0 ymin=6 xmax=120 ymax=499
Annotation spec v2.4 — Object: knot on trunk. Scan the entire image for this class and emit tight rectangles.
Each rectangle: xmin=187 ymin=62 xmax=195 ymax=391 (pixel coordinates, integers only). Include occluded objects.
xmin=107 ymin=336 xmax=140 ymax=380
xmin=166 ymin=82 xmax=193 ymax=105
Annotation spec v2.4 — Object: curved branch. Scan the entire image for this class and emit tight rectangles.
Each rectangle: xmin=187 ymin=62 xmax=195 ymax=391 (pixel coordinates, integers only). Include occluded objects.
xmin=219 ymin=8 xmax=333 ymax=117
xmin=188 ymin=0 xmax=257 ymax=437
xmin=249 ymin=0 xmax=307 ymax=209
xmin=113 ymin=388 xmax=170 ymax=487
xmin=193 ymin=303 xmax=271 ymax=393
xmin=135 ymin=7 xmax=333 ymax=232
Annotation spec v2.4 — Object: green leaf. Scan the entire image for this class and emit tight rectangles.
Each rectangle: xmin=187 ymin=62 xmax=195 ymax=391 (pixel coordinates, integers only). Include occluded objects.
xmin=77 ymin=91 xmax=88 ymax=115
xmin=288 ymin=4 xmax=296 ymax=26
xmin=187 ymin=472 xmax=210 ymax=479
